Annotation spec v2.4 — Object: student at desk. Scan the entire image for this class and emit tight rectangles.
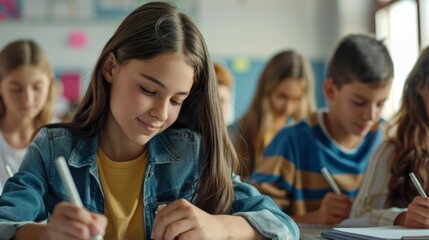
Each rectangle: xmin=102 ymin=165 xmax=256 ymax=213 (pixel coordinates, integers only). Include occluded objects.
xmin=0 ymin=2 xmax=298 ymax=240
xmin=351 ymin=46 xmax=429 ymax=228
xmin=230 ymin=50 xmax=316 ymax=180
xmin=250 ymin=34 xmax=394 ymax=225
xmin=0 ymin=40 xmax=56 ymax=192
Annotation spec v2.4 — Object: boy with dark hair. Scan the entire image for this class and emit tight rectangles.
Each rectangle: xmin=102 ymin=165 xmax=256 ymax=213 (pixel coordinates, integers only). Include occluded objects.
xmin=250 ymin=34 xmax=394 ymax=225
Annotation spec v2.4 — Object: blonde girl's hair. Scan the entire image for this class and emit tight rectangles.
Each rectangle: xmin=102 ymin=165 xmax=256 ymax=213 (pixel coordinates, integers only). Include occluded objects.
xmin=234 ymin=50 xmax=316 ymax=179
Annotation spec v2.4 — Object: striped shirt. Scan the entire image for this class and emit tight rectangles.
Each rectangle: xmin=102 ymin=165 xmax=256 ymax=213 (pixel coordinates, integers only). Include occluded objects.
xmin=250 ymin=110 xmax=384 ymax=216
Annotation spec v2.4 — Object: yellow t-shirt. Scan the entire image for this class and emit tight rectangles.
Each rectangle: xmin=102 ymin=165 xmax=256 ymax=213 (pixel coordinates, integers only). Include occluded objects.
xmin=96 ymin=148 xmax=147 ymax=240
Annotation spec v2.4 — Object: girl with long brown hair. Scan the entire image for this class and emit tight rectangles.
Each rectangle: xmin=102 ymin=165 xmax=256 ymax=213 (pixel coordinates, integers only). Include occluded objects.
xmin=0 ymin=2 xmax=298 ymax=240
xmin=351 ymin=46 xmax=429 ymax=228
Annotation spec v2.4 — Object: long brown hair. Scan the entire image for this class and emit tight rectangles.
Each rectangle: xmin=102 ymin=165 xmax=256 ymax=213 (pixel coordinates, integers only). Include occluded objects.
xmin=0 ymin=39 xmax=55 ymax=128
xmin=69 ymin=2 xmax=236 ymax=214
xmin=234 ymin=50 xmax=315 ymax=179
xmin=385 ymin=46 xmax=429 ymax=208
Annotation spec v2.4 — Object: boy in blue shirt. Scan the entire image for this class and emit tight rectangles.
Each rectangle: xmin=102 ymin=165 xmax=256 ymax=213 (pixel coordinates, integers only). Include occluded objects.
xmin=251 ymin=34 xmax=394 ymax=225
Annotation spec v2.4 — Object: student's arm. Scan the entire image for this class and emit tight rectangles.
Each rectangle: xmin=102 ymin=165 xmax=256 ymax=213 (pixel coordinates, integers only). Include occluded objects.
xmin=252 ymin=155 xmax=352 ymax=225
xmin=231 ymin=175 xmax=299 ymax=240
xmin=0 ymin=128 xmax=105 ymax=239
xmin=151 ymin=199 xmax=266 ymax=240
xmin=152 ymin=177 xmax=299 ymax=239
xmin=13 ymin=224 xmax=47 ymax=240
xmin=293 ymin=192 xmax=352 ymax=224
xmin=250 ymin=177 xmax=290 ymax=209
xmin=0 ymin=130 xmax=51 ymax=238
xmin=350 ymin=142 xmax=406 ymax=226
xmin=14 ymin=203 xmax=107 ymax=240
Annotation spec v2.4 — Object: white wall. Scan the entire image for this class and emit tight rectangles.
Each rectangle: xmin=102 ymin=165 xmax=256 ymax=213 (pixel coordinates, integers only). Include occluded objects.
xmin=200 ymin=0 xmax=373 ymax=60
xmin=0 ymin=0 xmax=374 ymax=71
xmin=200 ymin=0 xmax=338 ymax=60
xmin=0 ymin=21 xmax=118 ymax=81
xmin=0 ymin=0 xmax=374 ymax=117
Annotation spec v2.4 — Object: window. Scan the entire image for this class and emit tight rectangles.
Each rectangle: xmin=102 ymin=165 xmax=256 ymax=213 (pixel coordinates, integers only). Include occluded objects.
xmin=421 ymin=0 xmax=429 ymax=48
xmin=376 ymin=0 xmax=419 ymax=120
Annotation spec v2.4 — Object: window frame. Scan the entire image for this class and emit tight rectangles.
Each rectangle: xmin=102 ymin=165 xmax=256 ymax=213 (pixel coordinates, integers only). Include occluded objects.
xmin=374 ymin=0 xmax=425 ymax=50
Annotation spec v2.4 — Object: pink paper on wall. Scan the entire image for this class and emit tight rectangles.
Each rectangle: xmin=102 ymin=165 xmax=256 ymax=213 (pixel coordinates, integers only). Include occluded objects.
xmin=0 ymin=0 xmax=20 ymax=20
xmin=61 ymin=72 xmax=81 ymax=102
xmin=68 ymin=30 xmax=87 ymax=49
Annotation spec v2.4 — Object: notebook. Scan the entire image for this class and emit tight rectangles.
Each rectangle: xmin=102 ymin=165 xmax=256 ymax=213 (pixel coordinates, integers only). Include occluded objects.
xmin=321 ymin=226 xmax=429 ymax=240
xmin=299 ymin=216 xmax=372 ymax=240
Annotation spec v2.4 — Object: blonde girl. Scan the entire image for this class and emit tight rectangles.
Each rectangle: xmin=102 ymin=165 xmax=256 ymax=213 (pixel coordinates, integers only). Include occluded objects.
xmin=230 ymin=50 xmax=316 ymax=179
xmin=0 ymin=40 xmax=55 ymax=192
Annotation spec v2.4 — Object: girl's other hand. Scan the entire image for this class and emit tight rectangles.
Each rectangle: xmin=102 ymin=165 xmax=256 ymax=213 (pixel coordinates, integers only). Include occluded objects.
xmin=45 ymin=202 xmax=107 ymax=240
xmin=151 ymin=199 xmax=262 ymax=240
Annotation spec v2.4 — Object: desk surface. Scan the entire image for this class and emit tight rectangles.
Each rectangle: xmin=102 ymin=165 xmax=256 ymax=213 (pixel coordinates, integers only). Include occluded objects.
xmin=298 ymin=216 xmax=371 ymax=239
xmin=299 ymin=224 xmax=332 ymax=240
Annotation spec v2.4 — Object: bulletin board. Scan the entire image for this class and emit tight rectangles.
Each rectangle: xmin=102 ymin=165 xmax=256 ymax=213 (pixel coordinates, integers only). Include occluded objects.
xmin=1 ymin=0 xmax=200 ymax=22
xmin=0 ymin=0 xmax=21 ymax=20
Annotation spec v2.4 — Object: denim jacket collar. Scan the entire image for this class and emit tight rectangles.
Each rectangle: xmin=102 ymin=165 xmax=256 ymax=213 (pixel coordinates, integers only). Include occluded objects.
xmin=67 ymin=130 xmax=185 ymax=170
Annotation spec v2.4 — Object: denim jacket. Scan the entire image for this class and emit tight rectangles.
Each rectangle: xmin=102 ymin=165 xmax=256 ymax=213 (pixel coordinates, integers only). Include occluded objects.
xmin=0 ymin=126 xmax=299 ymax=240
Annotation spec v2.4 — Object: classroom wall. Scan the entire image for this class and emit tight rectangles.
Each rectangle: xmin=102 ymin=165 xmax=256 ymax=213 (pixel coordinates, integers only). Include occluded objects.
xmin=0 ymin=0 xmax=374 ymax=121
xmin=199 ymin=0 xmax=373 ymax=119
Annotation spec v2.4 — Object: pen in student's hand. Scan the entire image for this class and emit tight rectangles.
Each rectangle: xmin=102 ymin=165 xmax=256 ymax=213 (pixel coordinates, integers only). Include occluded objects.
xmin=155 ymin=204 xmax=167 ymax=214
xmin=4 ymin=164 xmax=13 ymax=178
xmin=55 ymin=156 xmax=104 ymax=240
xmin=409 ymin=172 xmax=427 ymax=198
xmin=321 ymin=167 xmax=341 ymax=194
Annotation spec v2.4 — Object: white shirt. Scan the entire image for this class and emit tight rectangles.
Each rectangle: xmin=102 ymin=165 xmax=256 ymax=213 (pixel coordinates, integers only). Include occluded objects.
xmin=351 ymin=141 xmax=406 ymax=226
xmin=0 ymin=131 xmax=26 ymax=193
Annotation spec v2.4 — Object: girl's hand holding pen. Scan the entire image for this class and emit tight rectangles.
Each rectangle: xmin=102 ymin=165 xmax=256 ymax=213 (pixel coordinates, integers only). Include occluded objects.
xmin=401 ymin=196 xmax=429 ymax=228
xmin=45 ymin=202 xmax=107 ymax=240
xmin=52 ymin=156 xmax=107 ymax=240
xmin=395 ymin=172 xmax=429 ymax=228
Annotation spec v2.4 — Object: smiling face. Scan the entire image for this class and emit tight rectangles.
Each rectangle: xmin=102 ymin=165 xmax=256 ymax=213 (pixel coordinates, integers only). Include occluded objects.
xmin=103 ymin=53 xmax=194 ymax=148
xmin=0 ymin=65 xmax=51 ymax=122
xmin=325 ymin=78 xmax=392 ymax=138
